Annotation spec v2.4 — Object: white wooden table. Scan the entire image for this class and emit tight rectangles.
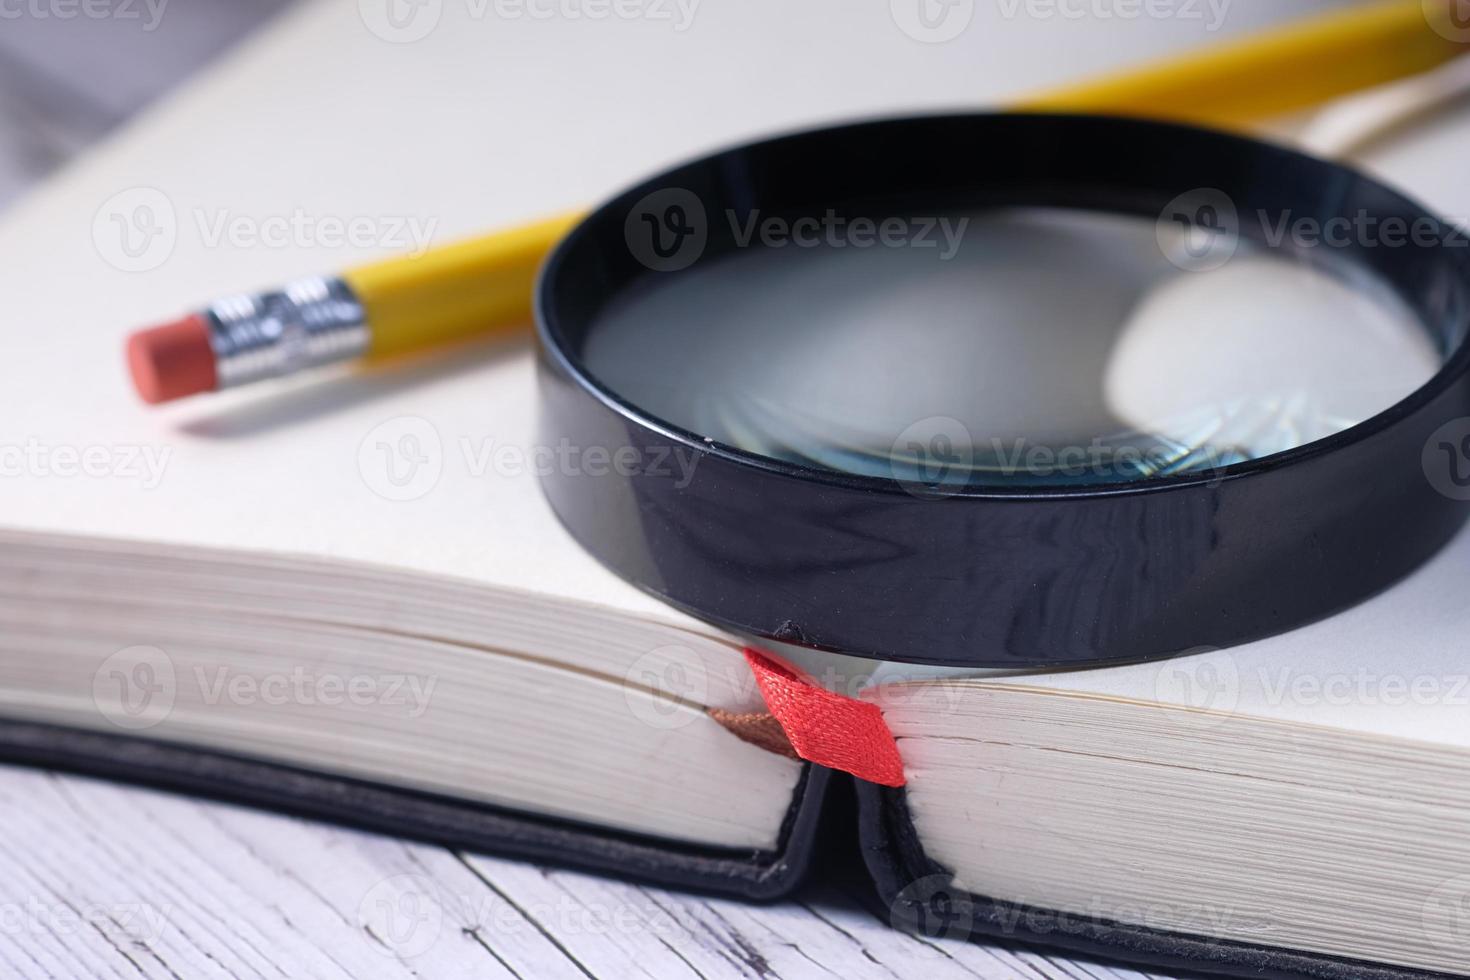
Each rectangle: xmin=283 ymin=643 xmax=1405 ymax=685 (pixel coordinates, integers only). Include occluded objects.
xmin=0 ymin=764 xmax=1159 ymax=979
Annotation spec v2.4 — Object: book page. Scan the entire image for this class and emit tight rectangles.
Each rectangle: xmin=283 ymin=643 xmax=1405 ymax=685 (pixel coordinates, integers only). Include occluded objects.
xmin=0 ymin=0 xmax=1289 ymax=621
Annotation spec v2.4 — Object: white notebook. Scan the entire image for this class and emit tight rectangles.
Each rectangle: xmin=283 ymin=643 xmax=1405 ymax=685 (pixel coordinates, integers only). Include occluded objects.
xmin=1 ymin=0 xmax=1468 ymax=973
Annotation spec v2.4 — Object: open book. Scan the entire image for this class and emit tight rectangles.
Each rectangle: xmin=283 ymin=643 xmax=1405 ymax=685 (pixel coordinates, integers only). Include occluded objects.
xmin=4 ymin=2 xmax=1470 ymax=977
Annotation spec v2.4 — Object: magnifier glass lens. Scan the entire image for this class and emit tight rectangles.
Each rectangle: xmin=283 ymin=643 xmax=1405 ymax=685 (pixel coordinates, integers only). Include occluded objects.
xmin=583 ymin=207 xmax=1440 ymax=487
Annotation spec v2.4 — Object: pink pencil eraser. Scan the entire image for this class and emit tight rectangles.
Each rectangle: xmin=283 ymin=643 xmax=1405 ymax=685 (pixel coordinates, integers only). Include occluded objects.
xmin=126 ymin=314 xmax=218 ymax=405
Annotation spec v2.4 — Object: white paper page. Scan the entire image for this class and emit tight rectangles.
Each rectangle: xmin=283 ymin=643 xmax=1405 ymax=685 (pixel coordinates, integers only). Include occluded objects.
xmin=0 ymin=0 xmax=1333 ymax=616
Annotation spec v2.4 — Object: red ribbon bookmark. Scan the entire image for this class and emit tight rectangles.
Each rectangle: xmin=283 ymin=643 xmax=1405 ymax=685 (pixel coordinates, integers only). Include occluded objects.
xmin=743 ymin=647 xmax=906 ymax=787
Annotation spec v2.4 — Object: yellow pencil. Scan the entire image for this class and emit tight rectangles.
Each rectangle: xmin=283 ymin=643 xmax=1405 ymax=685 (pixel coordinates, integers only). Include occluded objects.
xmin=126 ymin=0 xmax=1466 ymax=405
xmin=1020 ymin=0 xmax=1466 ymax=126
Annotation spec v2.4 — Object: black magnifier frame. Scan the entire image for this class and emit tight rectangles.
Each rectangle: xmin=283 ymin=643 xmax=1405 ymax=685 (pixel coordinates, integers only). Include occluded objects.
xmin=535 ymin=113 xmax=1470 ymax=669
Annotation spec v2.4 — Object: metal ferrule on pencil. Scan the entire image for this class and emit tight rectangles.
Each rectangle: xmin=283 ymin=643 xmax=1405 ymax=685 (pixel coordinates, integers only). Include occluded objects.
xmin=206 ymin=276 xmax=370 ymax=389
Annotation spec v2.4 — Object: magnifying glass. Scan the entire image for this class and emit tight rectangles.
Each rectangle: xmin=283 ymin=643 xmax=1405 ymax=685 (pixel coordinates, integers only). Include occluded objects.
xmin=535 ymin=113 xmax=1470 ymax=668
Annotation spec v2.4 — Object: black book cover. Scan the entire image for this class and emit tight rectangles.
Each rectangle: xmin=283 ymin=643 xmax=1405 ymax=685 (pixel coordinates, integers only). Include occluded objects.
xmin=0 ymin=718 xmax=829 ymax=901
xmin=1 ymin=717 xmax=1461 ymax=978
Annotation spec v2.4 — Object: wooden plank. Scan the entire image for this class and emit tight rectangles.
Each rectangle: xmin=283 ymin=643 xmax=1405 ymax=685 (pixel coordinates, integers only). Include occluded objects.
xmin=0 ymin=767 xmax=513 ymax=979
xmin=0 ymin=765 xmax=1144 ymax=979
xmin=460 ymin=853 xmax=1157 ymax=980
